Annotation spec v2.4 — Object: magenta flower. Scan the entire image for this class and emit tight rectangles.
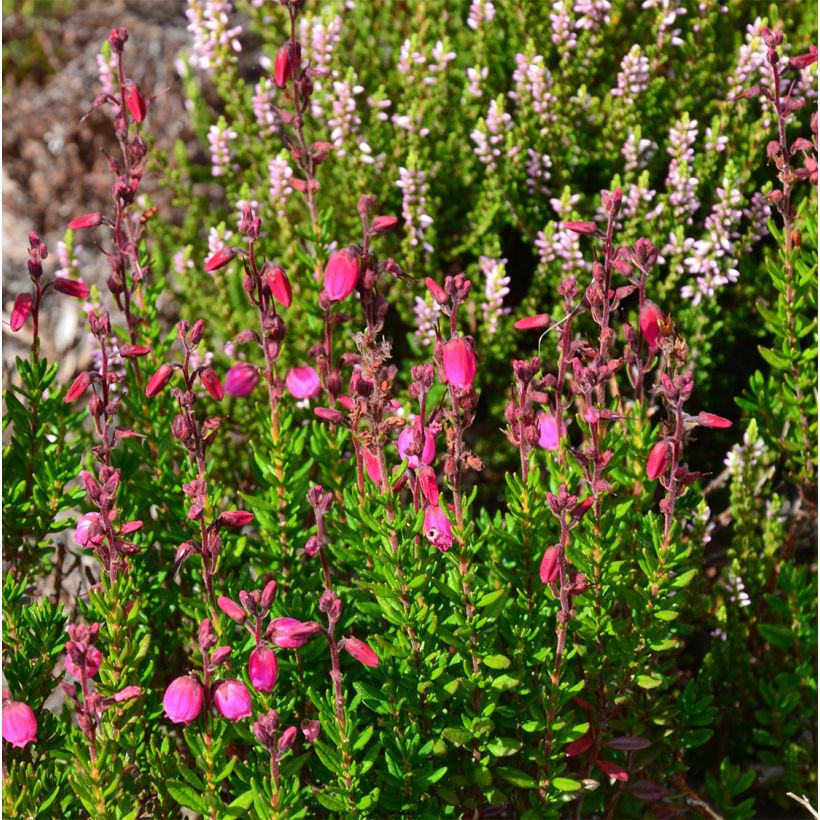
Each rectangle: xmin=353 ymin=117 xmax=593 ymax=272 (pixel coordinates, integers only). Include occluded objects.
xmin=248 ymin=646 xmax=278 ymax=693
xmin=65 ymin=644 xmax=103 ymax=679
xmin=163 ymin=676 xmax=204 ymax=724
xmin=274 ymin=42 xmax=295 ymax=88
xmin=323 ymin=249 xmax=359 ymax=302
xmin=278 ymin=725 xmax=299 ymax=753
xmin=124 ymin=81 xmax=148 ymax=123
xmin=10 ymin=293 xmax=33 ymax=331
xmin=146 ymin=363 xmax=173 ymax=398
xmin=370 ymin=215 xmax=399 ymax=234
xmin=341 ymin=637 xmax=380 ymax=668
xmin=397 ymin=425 xmax=436 ymax=468
xmin=65 ymin=371 xmax=92 ymax=404
xmin=301 ymin=719 xmax=321 ymax=743
xmin=204 ymin=246 xmax=238 ymax=272
xmin=646 ymin=441 xmax=671 ymax=480
xmin=67 ymin=212 xmax=102 ymax=230
xmin=224 ymin=363 xmax=259 ymax=398
xmin=537 ymin=412 xmax=565 ymax=450
xmin=696 ymin=412 xmax=732 ymax=429
xmin=213 ymin=679 xmax=252 ymax=721
xmin=424 ymin=504 xmax=453 ymax=552
xmin=362 ymin=447 xmax=382 ymax=484
xmin=514 ymin=313 xmax=551 ymax=330
xmin=73 ymin=512 xmax=101 ymax=547
xmin=265 ymin=265 xmax=293 ymax=308
xmin=53 ymin=277 xmax=90 ymax=299
xmin=266 ymin=618 xmax=322 ymax=649
xmin=2 ymin=701 xmax=37 ymax=748
xmin=200 ymin=368 xmax=224 ymax=402
xmin=285 ymin=365 xmax=321 ymax=399
xmin=639 ymin=301 xmax=664 ymax=352
xmin=217 ymin=596 xmax=247 ymax=623
xmin=442 ymin=337 xmax=477 ymax=389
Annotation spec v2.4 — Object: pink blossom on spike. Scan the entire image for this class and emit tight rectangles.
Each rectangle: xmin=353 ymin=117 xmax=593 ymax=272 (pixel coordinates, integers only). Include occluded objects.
xmin=539 ymin=546 xmax=560 ymax=584
xmin=53 ymin=278 xmax=90 ymax=298
xmin=514 ymin=313 xmax=551 ymax=330
xmin=119 ymin=344 xmax=152 ymax=357
xmin=2 ymin=701 xmax=37 ymax=748
xmin=342 ymin=637 xmax=380 ymax=667
xmin=537 ymin=412 xmax=565 ymax=450
xmin=639 ymin=301 xmax=664 ymax=351
xmin=204 ymin=246 xmax=237 ymax=272
xmin=213 ymin=679 xmax=252 ymax=721
xmin=225 ymin=363 xmax=260 ymax=397
xmin=425 ymin=277 xmax=448 ymax=304
xmin=219 ymin=510 xmax=254 ymax=527
xmin=266 ymin=266 xmax=293 ymax=307
xmin=397 ymin=425 xmax=436 ymax=468
xmin=267 ymin=618 xmax=322 ymax=649
xmin=442 ymin=337 xmax=477 ymax=389
xmin=200 ymin=368 xmax=224 ymax=402
xmin=217 ymin=596 xmax=246 ymax=623
xmin=65 ymin=644 xmax=103 ymax=679
xmin=563 ymin=221 xmax=598 ymax=235
xmin=74 ymin=512 xmax=101 ymax=547
xmin=124 ymin=82 xmax=148 ymax=123
xmin=646 ymin=441 xmax=671 ymax=480
xmin=248 ymin=646 xmax=278 ymax=693
xmin=278 ymin=725 xmax=298 ymax=753
xmin=424 ymin=505 xmax=453 ymax=552
xmin=67 ymin=212 xmax=103 ymax=230
xmin=323 ymin=249 xmax=359 ymax=302
xmin=286 ymin=365 xmax=321 ymax=399
xmin=362 ymin=448 xmax=382 ymax=484
xmin=10 ymin=293 xmax=33 ymax=331
xmin=417 ymin=465 xmax=439 ymax=506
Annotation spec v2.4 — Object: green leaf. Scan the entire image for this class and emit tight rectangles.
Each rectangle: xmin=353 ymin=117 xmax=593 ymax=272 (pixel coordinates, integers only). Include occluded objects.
xmin=490 ymin=674 xmax=522 ymax=692
xmin=443 ymin=727 xmax=473 ymax=746
xmin=483 ymin=654 xmax=511 ymax=670
xmin=496 ymin=766 xmax=538 ymax=789
xmin=166 ymin=780 xmax=209 ymax=814
xmin=757 ymin=623 xmax=794 ymax=649
xmin=486 ymin=737 xmax=522 ymax=757
xmin=636 ymin=675 xmax=662 ymax=689
xmin=553 ymin=777 xmax=582 ymax=792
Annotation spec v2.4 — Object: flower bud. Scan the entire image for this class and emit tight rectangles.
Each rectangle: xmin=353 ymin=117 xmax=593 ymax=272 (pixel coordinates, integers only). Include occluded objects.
xmin=514 ymin=313 xmax=551 ymax=331
xmin=163 ymin=676 xmax=203 ymax=724
xmin=277 ymin=725 xmax=298 ymax=753
xmin=266 ymin=618 xmax=322 ymax=649
xmin=65 ymin=371 xmax=93 ymax=403
xmin=370 ymin=215 xmax=399 ymax=234
xmin=639 ymin=301 xmax=664 ymax=352
xmin=441 ymin=337 xmax=477 ymax=389
xmin=646 ymin=441 xmax=672 ymax=480
xmin=425 ymin=277 xmax=448 ymax=305
xmin=65 ymin=643 xmax=103 ymax=679
xmin=74 ymin=512 xmax=101 ymax=547
xmin=53 ymin=277 xmax=90 ymax=298
xmin=225 ymin=363 xmax=260 ymax=398
xmin=261 ymin=580 xmax=278 ymax=611
xmin=274 ymin=42 xmax=296 ymax=88
xmin=265 ymin=265 xmax=293 ymax=308
xmin=539 ymin=546 xmax=560 ymax=584
xmin=323 ymin=249 xmax=359 ymax=302
xmin=213 ymin=680 xmax=253 ymax=721
xmin=200 ymin=368 xmax=224 ymax=402
xmin=219 ymin=510 xmax=254 ymax=528
xmin=341 ymin=637 xmax=380 ymax=667
xmin=68 ymin=212 xmax=104 ymax=230
xmin=249 ymin=646 xmax=278 ymax=693
xmin=10 ymin=293 xmax=33 ymax=331
xmin=2 ymin=701 xmax=37 ymax=748
xmin=301 ymin=719 xmax=321 ymax=743
xmin=119 ymin=344 xmax=151 ymax=357
xmin=696 ymin=412 xmax=732 ymax=429
xmin=563 ymin=221 xmax=598 ymax=236
xmin=217 ymin=596 xmax=246 ymax=623
xmin=204 ymin=246 xmax=238 ymax=273
xmin=146 ymin=364 xmax=173 ymax=398
xmin=124 ymin=81 xmax=148 ymax=123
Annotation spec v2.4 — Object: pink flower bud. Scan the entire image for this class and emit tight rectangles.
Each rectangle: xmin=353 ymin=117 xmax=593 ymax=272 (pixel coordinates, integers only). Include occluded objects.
xmin=537 ymin=412 xmax=565 ymax=451
xmin=146 ymin=363 xmax=173 ymax=397
xmin=67 ymin=212 xmax=103 ymax=230
xmin=266 ymin=266 xmax=293 ymax=308
xmin=200 ymin=368 xmax=224 ymax=402
xmin=323 ymin=249 xmax=359 ymax=302
xmin=261 ymin=580 xmax=278 ymax=611
xmin=285 ymin=365 xmax=321 ymax=399
xmin=53 ymin=277 xmax=90 ymax=298
xmin=119 ymin=344 xmax=151 ymax=357
xmin=314 ymin=406 xmax=346 ymax=424
xmin=539 ymin=546 xmax=560 ymax=584
xmin=442 ymin=337 xmax=477 ymax=389
xmin=370 ymin=215 xmax=399 ymax=234
xmin=514 ymin=313 xmax=551 ymax=330
xmin=113 ymin=685 xmax=143 ymax=703
xmin=225 ymin=363 xmax=260 ymax=398
xmin=397 ymin=425 xmax=436 ymax=468
xmin=74 ymin=512 xmax=101 ymax=547
xmin=204 ymin=246 xmax=238 ymax=272
xmin=248 ymin=646 xmax=278 ymax=693
xmin=639 ymin=301 xmax=664 ymax=352
xmin=278 ymin=725 xmax=298 ymax=753
xmin=213 ymin=679 xmax=252 ymax=721
xmin=163 ymin=676 xmax=203 ymax=724
xmin=424 ymin=504 xmax=453 ymax=552
xmin=124 ymin=81 xmax=148 ymax=123
xmin=696 ymin=412 xmax=732 ymax=429
xmin=362 ymin=447 xmax=383 ymax=484
xmin=341 ymin=637 xmax=380 ymax=668
xmin=417 ymin=465 xmax=439 ymax=506
xmin=646 ymin=441 xmax=671 ymax=480
xmin=65 ymin=371 xmax=92 ymax=403
xmin=219 ymin=510 xmax=254 ymax=527
xmin=267 ymin=618 xmax=322 ymax=649
xmin=65 ymin=644 xmax=103 ymax=679
xmin=2 ymin=701 xmax=37 ymax=748
xmin=563 ymin=221 xmax=598 ymax=235
xmin=10 ymin=293 xmax=33 ymax=332
xmin=425 ymin=277 xmax=448 ymax=304
xmin=217 ymin=596 xmax=246 ymax=623
xmin=274 ymin=43 xmax=295 ymax=88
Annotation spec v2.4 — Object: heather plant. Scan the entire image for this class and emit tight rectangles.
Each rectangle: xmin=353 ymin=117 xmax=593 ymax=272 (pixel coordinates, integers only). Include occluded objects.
xmin=2 ymin=4 xmax=817 ymax=819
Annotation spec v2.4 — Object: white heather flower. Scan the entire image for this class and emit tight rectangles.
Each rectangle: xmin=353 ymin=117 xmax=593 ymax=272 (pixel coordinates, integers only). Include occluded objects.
xmin=641 ymin=0 xmax=686 ymax=48
xmin=466 ymin=66 xmax=489 ymax=98
xmin=509 ymin=52 xmax=557 ymax=132
xmin=480 ymin=256 xmax=510 ymax=336
xmin=664 ymin=114 xmax=700 ymax=224
xmin=96 ymin=50 xmax=117 ymax=96
xmin=268 ymin=152 xmax=294 ymax=218
xmin=573 ymin=0 xmax=611 ymax=32
xmin=252 ymin=77 xmax=279 ymax=137
xmin=467 ymin=0 xmax=495 ymax=30
xmin=525 ymin=149 xmax=552 ymax=196
xmin=186 ymin=0 xmax=243 ymax=73
xmin=173 ymin=249 xmax=195 ymax=276
xmin=55 ymin=241 xmax=81 ymax=279
xmin=414 ymin=295 xmax=442 ymax=347
xmin=610 ymin=45 xmax=650 ymax=105
xmin=724 ymin=425 xmax=766 ymax=476
xmin=207 ymin=122 xmax=237 ymax=178
xmin=704 ymin=126 xmax=729 ymax=153
xmin=549 ymin=0 xmax=578 ymax=59
xmin=397 ymin=165 xmax=434 ymax=254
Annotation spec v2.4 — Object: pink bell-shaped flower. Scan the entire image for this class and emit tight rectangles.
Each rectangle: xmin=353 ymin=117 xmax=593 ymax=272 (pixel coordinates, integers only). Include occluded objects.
xmin=441 ymin=337 xmax=477 ymax=389
xmin=323 ymin=249 xmax=359 ymax=302
xmin=224 ymin=363 xmax=259 ymax=398
xmin=285 ymin=365 xmax=321 ymax=400
xmin=2 ymin=701 xmax=38 ymax=748
xmin=163 ymin=676 xmax=204 ymax=724
xmin=213 ymin=679 xmax=252 ymax=721
xmin=248 ymin=646 xmax=278 ymax=693
xmin=341 ymin=637 xmax=380 ymax=668
xmin=424 ymin=505 xmax=453 ymax=552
